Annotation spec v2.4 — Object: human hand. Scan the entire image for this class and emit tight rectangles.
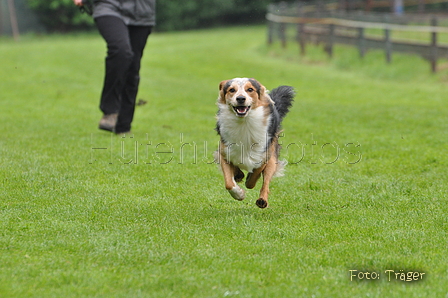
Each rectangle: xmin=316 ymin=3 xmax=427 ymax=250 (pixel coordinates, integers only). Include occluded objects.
xmin=73 ymin=0 xmax=84 ymax=6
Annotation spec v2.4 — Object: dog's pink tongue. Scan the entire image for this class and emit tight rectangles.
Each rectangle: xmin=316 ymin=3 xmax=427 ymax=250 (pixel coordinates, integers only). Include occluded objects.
xmin=237 ymin=107 xmax=247 ymax=113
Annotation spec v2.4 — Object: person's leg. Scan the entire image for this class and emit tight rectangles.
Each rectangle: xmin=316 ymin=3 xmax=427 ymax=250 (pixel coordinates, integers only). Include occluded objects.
xmin=95 ymin=16 xmax=134 ymax=130
xmin=114 ymin=25 xmax=152 ymax=134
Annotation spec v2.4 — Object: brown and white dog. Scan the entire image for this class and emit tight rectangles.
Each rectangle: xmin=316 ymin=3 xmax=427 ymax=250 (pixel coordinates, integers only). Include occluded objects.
xmin=215 ymin=78 xmax=294 ymax=208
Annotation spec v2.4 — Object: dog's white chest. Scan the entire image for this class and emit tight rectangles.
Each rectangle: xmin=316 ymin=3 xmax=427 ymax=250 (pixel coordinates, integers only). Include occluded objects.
xmin=219 ymin=106 xmax=270 ymax=172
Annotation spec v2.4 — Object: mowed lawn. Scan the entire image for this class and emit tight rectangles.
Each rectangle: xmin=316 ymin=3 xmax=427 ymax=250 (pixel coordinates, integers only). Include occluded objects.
xmin=0 ymin=26 xmax=447 ymax=297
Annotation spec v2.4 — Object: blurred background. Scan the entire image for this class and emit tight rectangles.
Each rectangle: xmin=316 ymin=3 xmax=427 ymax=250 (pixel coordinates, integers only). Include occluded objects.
xmin=2 ymin=0 xmax=448 ymax=72
xmin=2 ymin=0 xmax=448 ymax=36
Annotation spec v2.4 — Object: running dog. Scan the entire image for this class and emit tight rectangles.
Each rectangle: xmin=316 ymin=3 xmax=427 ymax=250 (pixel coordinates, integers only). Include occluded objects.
xmin=215 ymin=78 xmax=294 ymax=208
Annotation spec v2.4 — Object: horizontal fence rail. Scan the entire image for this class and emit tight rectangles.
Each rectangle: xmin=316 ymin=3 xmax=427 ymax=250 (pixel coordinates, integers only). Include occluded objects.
xmin=266 ymin=7 xmax=448 ymax=73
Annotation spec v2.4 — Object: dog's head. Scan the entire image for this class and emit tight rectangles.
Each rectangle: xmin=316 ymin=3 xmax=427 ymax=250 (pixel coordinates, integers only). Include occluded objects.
xmin=218 ymin=78 xmax=272 ymax=118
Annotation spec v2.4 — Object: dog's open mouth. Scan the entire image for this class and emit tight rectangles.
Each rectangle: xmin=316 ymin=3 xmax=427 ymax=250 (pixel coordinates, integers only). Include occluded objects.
xmin=233 ymin=106 xmax=251 ymax=117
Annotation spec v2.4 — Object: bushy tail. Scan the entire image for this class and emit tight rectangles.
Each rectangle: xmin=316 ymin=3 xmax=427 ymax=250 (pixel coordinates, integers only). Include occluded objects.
xmin=270 ymin=86 xmax=295 ymax=120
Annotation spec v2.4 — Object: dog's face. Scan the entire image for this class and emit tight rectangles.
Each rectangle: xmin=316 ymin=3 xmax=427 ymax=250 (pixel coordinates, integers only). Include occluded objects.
xmin=218 ymin=78 xmax=269 ymax=118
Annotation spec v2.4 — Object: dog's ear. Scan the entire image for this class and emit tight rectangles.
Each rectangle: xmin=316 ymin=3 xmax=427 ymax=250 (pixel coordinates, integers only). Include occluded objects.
xmin=257 ymin=82 xmax=274 ymax=105
xmin=219 ymin=80 xmax=229 ymax=91
xmin=249 ymin=78 xmax=264 ymax=97
xmin=218 ymin=80 xmax=229 ymax=103
xmin=259 ymin=84 xmax=267 ymax=98
xmin=249 ymin=79 xmax=269 ymax=102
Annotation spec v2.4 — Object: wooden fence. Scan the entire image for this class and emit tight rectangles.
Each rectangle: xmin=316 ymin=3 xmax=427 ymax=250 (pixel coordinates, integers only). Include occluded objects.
xmin=267 ymin=9 xmax=448 ymax=73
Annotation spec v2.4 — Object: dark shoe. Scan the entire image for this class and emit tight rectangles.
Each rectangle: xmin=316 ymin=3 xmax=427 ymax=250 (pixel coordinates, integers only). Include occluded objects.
xmin=98 ymin=113 xmax=118 ymax=132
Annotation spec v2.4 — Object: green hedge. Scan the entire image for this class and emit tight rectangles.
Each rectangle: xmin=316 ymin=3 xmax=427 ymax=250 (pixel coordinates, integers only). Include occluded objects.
xmin=157 ymin=0 xmax=278 ymax=31
xmin=26 ymin=0 xmax=94 ymax=32
xmin=26 ymin=0 xmax=286 ymax=32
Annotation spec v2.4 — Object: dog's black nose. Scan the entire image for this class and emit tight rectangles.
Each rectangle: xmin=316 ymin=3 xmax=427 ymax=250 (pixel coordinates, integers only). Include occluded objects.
xmin=236 ymin=96 xmax=246 ymax=104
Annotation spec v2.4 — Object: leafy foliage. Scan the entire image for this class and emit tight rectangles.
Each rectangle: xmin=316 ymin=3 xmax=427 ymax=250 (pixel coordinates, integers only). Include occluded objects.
xmin=25 ymin=0 xmax=287 ymax=32
xmin=26 ymin=0 xmax=94 ymax=32
xmin=156 ymin=0 xmax=276 ymax=31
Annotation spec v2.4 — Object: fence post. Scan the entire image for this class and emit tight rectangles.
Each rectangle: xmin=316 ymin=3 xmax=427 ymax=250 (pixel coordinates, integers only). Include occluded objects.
xmin=280 ymin=22 xmax=287 ymax=48
xmin=298 ymin=23 xmax=306 ymax=56
xmin=358 ymin=27 xmax=366 ymax=58
xmin=268 ymin=21 xmax=274 ymax=45
xmin=7 ymin=0 xmax=20 ymax=41
xmin=326 ymin=23 xmax=335 ymax=58
xmin=0 ymin=0 xmax=3 ymax=35
xmin=430 ymin=17 xmax=438 ymax=73
xmin=384 ymin=27 xmax=392 ymax=63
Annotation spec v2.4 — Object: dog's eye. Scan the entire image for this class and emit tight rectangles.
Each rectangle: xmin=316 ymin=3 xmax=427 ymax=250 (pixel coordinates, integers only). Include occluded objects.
xmin=228 ymin=88 xmax=236 ymax=93
xmin=247 ymin=88 xmax=254 ymax=92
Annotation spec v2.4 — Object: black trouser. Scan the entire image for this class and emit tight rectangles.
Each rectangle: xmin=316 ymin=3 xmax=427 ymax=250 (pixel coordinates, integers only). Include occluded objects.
xmin=95 ymin=16 xmax=152 ymax=133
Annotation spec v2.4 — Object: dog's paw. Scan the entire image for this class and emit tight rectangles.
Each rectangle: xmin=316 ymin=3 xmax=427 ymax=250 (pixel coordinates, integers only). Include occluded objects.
xmin=234 ymin=169 xmax=245 ymax=183
xmin=228 ymin=186 xmax=245 ymax=201
xmin=256 ymin=198 xmax=268 ymax=208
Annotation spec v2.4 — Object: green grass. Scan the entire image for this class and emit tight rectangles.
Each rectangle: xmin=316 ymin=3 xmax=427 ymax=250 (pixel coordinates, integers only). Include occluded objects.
xmin=1 ymin=26 xmax=447 ymax=297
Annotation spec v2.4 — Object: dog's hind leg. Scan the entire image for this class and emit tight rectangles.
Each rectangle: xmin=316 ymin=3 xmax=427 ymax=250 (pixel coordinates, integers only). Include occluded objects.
xmin=245 ymin=165 xmax=265 ymax=189
xmin=234 ymin=167 xmax=245 ymax=183
xmin=219 ymin=154 xmax=245 ymax=201
xmin=256 ymin=155 xmax=277 ymax=208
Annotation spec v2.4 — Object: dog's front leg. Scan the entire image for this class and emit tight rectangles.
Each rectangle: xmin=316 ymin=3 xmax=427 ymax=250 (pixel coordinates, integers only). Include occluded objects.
xmin=256 ymin=155 xmax=277 ymax=208
xmin=219 ymin=154 xmax=245 ymax=201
